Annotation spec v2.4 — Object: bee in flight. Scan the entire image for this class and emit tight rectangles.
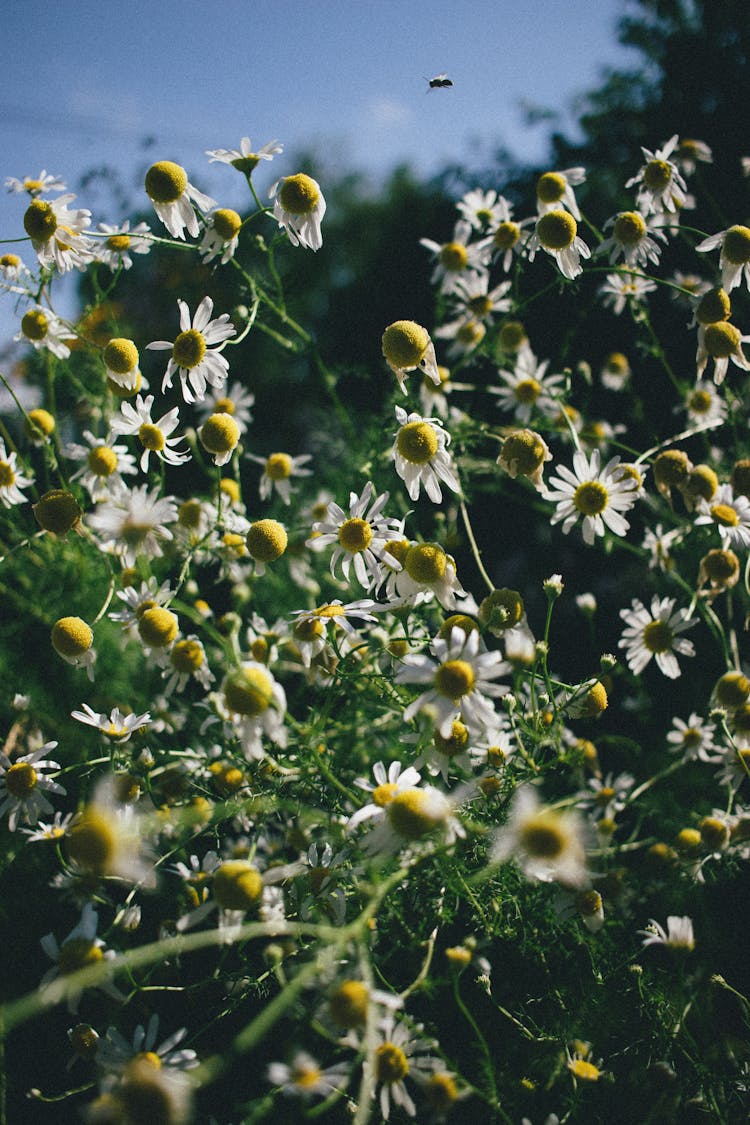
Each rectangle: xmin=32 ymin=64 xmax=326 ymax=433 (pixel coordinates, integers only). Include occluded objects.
xmin=426 ymin=73 xmax=453 ymax=90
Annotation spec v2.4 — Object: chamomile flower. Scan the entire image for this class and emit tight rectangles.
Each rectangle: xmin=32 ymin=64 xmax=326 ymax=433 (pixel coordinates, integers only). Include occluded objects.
xmin=383 ymin=540 xmax=467 ymax=611
xmin=147 ymin=296 xmax=236 ymax=404
xmin=492 ymin=785 xmax=589 ymax=888
xmin=639 ymin=915 xmax=695 ymax=951
xmin=347 ymin=760 xmax=423 ymax=834
xmin=109 ymin=577 xmax=176 ymax=629
xmin=365 ymin=1016 xmax=435 ymax=1120
xmin=600 ymin=271 xmax=657 ymax=315
xmin=51 ymin=616 xmax=96 ymax=680
xmin=71 ymin=704 xmax=151 ymax=742
xmin=217 ymin=661 xmax=288 ymax=760
xmin=269 ymin=173 xmax=326 ymax=250
xmin=695 ymin=320 xmax=750 ymax=385
xmin=382 ymin=319 xmax=441 ymax=393
xmin=695 ymin=484 xmax=750 ymax=548
xmin=643 ymin=523 xmax=682 ymax=571
xmin=195 ymin=381 xmax=254 ymax=432
xmin=66 ymin=774 xmax=155 ymax=885
xmin=307 ymin=480 xmax=402 ymax=589
xmin=96 ymin=1013 xmax=198 ymax=1073
xmin=16 ymin=307 xmax=76 ymax=359
xmin=198 ymin=412 xmax=240 ymax=466
xmin=161 ymin=636 xmax=214 ymax=694
xmin=94 ymin=221 xmax=151 ymax=270
xmin=267 ymin=1051 xmax=349 ymax=1100
xmin=102 ymin=337 xmax=141 ymax=390
xmin=676 ymin=137 xmax=713 ymax=175
xmin=536 ymin=167 xmax=586 ymax=220
xmin=0 ymin=741 xmax=65 ymax=831
xmin=21 ymin=810 xmax=75 ymax=843
xmin=206 ymin=136 xmax=283 ymax=171
xmin=39 ymin=903 xmax=123 ymax=1012
xmin=391 ymin=406 xmax=460 ymax=503
xmin=6 ymin=169 xmax=66 ymax=195
xmin=67 ymin=431 xmax=138 ymax=500
xmin=528 ymin=209 xmax=591 ymax=280
xmin=667 ymin=713 xmax=721 ymax=762
xmin=618 ymin=596 xmax=696 ymax=679
xmin=248 ymin=451 xmax=313 ymax=505
xmin=289 ymin=599 xmax=376 ymax=667
xmin=0 ymin=252 xmax=31 ymax=284
xmin=456 ymin=187 xmax=510 ymax=231
xmin=684 ymin=381 xmax=727 ymax=427
xmin=397 ymin=625 xmax=510 ymax=738
xmin=88 ymin=483 xmax=178 ymax=566
xmin=110 ymin=394 xmax=190 ymax=472
xmin=626 ymin=135 xmax=687 ymax=214
xmin=0 ymin=438 xmax=34 ymax=507
xmin=144 ymin=160 xmax=215 ymax=239
xmin=447 ymin=275 xmax=513 ymax=323
xmin=199 ymin=208 xmax=242 ymax=265
xmin=543 ymin=449 xmax=638 ymax=546
xmin=598 ymin=210 xmax=665 ymax=267
xmin=697 ymin=224 xmax=750 ymax=293
xmin=23 ymin=194 xmax=92 ymax=271
xmin=482 ymin=199 xmax=534 ymax=272
xmin=489 ymin=350 xmax=565 ymax=423
xmin=420 ymin=219 xmax=490 ymax=294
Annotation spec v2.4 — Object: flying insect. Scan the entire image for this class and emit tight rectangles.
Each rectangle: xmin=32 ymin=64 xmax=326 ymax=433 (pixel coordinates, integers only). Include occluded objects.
xmin=426 ymin=74 xmax=453 ymax=90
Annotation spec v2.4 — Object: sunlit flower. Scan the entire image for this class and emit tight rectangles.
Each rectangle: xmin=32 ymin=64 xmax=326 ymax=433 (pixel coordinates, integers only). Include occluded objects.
xmin=206 ymin=136 xmax=283 ymax=172
xmin=67 ymin=431 xmax=138 ymax=500
xmin=492 ymin=786 xmax=588 ymax=888
xmin=695 ymin=320 xmax=750 ymax=385
xmin=683 ymin=381 xmax=727 ymax=427
xmin=598 ymin=210 xmax=665 ymax=267
xmin=695 ymin=484 xmax=750 ymax=548
xmin=94 ymin=221 xmax=152 ymax=270
xmin=456 ymin=188 xmax=510 ymax=231
xmin=489 ymin=350 xmax=565 ymax=423
xmin=364 ymin=1016 xmax=435 ymax=1120
xmin=96 ymin=1013 xmax=198 ymax=1073
xmin=248 ymin=451 xmax=313 ymax=505
xmin=618 ymin=596 xmax=696 ymax=679
xmin=269 ymin=173 xmax=326 ymax=250
xmin=195 ymin=380 xmax=254 ymax=432
xmin=267 ymin=1051 xmax=349 ymax=1100
xmin=382 ymin=319 xmax=441 ymax=394
xmin=217 ymin=661 xmax=288 ymax=760
xmin=528 ymin=209 xmax=590 ymax=280
xmin=144 ymin=160 xmax=215 ymax=239
xmin=639 ymin=915 xmax=695 ymax=951
xmin=0 ymin=437 xmax=34 ymax=507
xmin=599 ymin=271 xmax=656 ymax=315
xmin=600 ymin=351 xmax=631 ymax=390
xmin=199 ymin=207 xmax=242 ymax=265
xmin=23 ymin=194 xmax=92 ymax=271
xmin=543 ymin=449 xmax=638 ymax=546
xmin=536 ymin=167 xmax=586 ymax=220
xmin=88 ymin=483 xmax=178 ymax=566
xmin=40 ymin=902 xmax=123 ymax=1012
xmin=626 ymin=135 xmax=687 ymax=214
xmin=307 ymin=480 xmax=402 ymax=589
xmin=391 ymin=406 xmax=460 ymax=503
xmin=420 ymin=219 xmax=490 ymax=294
xmin=147 ymin=296 xmax=236 ymax=404
xmin=697 ymin=224 xmax=750 ymax=293
xmin=110 ymin=393 xmax=190 ymax=472
xmin=16 ymin=306 xmax=76 ymax=359
xmin=71 ymin=704 xmax=151 ymax=742
xmin=161 ymin=636 xmax=214 ymax=694
xmin=66 ymin=774 xmax=155 ymax=885
xmin=6 ymin=169 xmax=66 ymax=195
xmin=666 ymin=713 xmax=721 ymax=762
xmin=0 ymin=740 xmax=65 ymax=830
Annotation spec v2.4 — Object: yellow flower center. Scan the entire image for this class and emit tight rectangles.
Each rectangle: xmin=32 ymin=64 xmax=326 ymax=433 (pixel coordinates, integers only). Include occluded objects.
xmin=293 ymin=616 xmax=325 ymax=642
xmin=134 ymin=1051 xmax=163 ymax=1070
xmin=178 ymin=499 xmax=203 ymax=529
xmin=468 ymin=295 xmax=493 ymax=317
xmin=493 ymin=221 xmax=520 ymax=250
xmin=201 ymin=413 xmax=240 ymax=455
xmin=57 ymin=938 xmax=104 ymax=975
xmin=434 ymin=659 xmax=475 ymax=699
xmin=573 ymin=480 xmax=609 ymax=516
xmin=265 ymin=452 xmax=292 ymax=480
xmin=214 ymin=396 xmax=235 ymax=414
xmin=642 ymin=620 xmax=674 ymax=653
xmin=223 ymin=666 xmax=273 ymax=715
xmin=144 ymin=161 xmax=188 ymax=204
xmin=85 ymin=445 xmax=117 ymax=477
xmin=138 ymin=422 xmax=166 ymax=452
xmin=372 ymin=781 xmax=399 ymax=807
xmin=577 ymin=889 xmax=603 ymax=916
xmin=710 ymin=502 xmax=739 ymax=527
xmin=246 ymin=518 xmax=288 ymax=562
xmin=25 ymin=408 xmax=55 ymax=440
xmin=703 ymin=322 xmax=741 ymax=358
xmin=278 ymin=173 xmax=320 ymax=214
xmin=106 ymin=233 xmax=131 ymax=252
xmin=613 ymin=211 xmax=647 ymax=245
xmin=34 ymin=490 xmax=82 ymax=536
xmin=0 ymin=461 xmax=16 ymax=487
xmin=498 ymin=320 xmax=527 ymax=351
xmin=513 ymin=378 xmax=540 ymax=404
xmin=138 ymin=607 xmax=178 ymax=648
xmin=328 ymin=980 xmax=369 ymax=1028
xmin=536 ymin=210 xmax=577 ymax=251
xmin=696 ymin=287 xmax=731 ymax=325
xmin=404 ymin=542 xmax=447 ymax=583
xmin=23 ymin=200 xmax=57 ymax=241
xmin=643 ymin=159 xmax=672 ymax=191
xmin=700 ymin=816 xmax=729 ymax=850
xmin=222 ymin=531 xmax=246 ymax=557
xmin=21 ymin=310 xmax=48 ymax=341
xmin=103 ymin=338 xmax=139 ymax=375
xmin=382 ymin=321 xmax=429 ymax=368
xmin=426 ymin=1073 xmax=459 ymax=1110
xmin=52 ymin=616 xmax=93 ymax=658
xmin=722 ymin=225 xmax=750 ymax=265
xmin=172 ymin=328 xmax=207 ymax=369
xmin=434 ymin=720 xmax=469 ymax=757
xmin=375 ymin=1042 xmax=409 ymax=1083
xmin=213 ymin=860 xmax=263 ymax=910
xmin=457 ymin=320 xmax=485 ymax=346
xmin=519 ymin=813 xmax=566 ymax=858
xmin=212 ymin=208 xmax=242 ymax=240
xmin=6 ymin=761 xmax=38 ymax=797
xmin=688 ymin=389 xmax=713 ymax=414
xmin=292 ymin=1061 xmax=323 ymax=1089
xmin=67 ymin=809 xmax=115 ymax=872
xmin=439 ymin=241 xmax=468 ymax=271
xmin=569 ymin=1059 xmax=601 ymax=1082
xmin=338 ymin=517 xmax=372 ymax=554
xmin=220 ymin=477 xmax=240 ymax=503
xmin=716 ymin=671 xmax=750 ymax=708
xmin=396 ymin=420 xmax=439 ymax=464
xmin=536 ymin=172 xmax=567 ymax=204
xmin=387 ymin=788 xmax=444 ymax=839
xmin=171 ymin=638 xmax=204 ymax=673
xmin=501 ymin=429 xmax=547 ymax=475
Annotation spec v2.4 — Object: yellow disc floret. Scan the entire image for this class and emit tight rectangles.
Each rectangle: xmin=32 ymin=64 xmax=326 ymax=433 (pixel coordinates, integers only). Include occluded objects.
xmin=103 ymin=338 xmax=139 ymax=375
xmin=212 ymin=208 xmax=242 ymax=240
xmin=278 ymin=173 xmax=320 ymax=214
xmin=223 ymin=665 xmax=274 ymax=715
xmin=200 ymin=413 xmax=240 ymax=455
xmin=721 ymin=225 xmax=750 ymax=265
xmin=434 ymin=659 xmax=475 ymax=700
xmin=24 ymin=408 xmax=55 ymax=441
xmin=5 ymin=761 xmax=38 ymax=797
xmin=170 ymin=638 xmax=204 ymax=674
xmin=397 ymin=421 xmax=438 ymax=464
xmin=52 ymin=616 xmax=93 ymax=659
xmin=172 ymin=328 xmax=206 ymax=369
xmin=536 ymin=210 xmax=577 ymax=251
xmin=536 ymin=172 xmax=567 ymax=205
xmin=213 ymin=860 xmax=263 ymax=910
xmin=382 ymin=321 xmax=430 ymax=369
xmin=573 ymin=480 xmax=609 ymax=516
xmin=246 ymin=518 xmax=288 ymax=562
xmin=375 ymin=1042 xmax=409 ymax=1083
xmin=439 ymin=241 xmax=468 ymax=271
xmin=265 ymin=452 xmax=292 ymax=480
xmin=338 ymin=517 xmax=372 ymax=555
xmin=404 ymin=542 xmax=447 ymax=584
xmin=23 ymin=200 xmax=57 ymax=241
xmin=67 ymin=808 xmax=115 ymax=873
xmin=138 ymin=607 xmax=178 ymax=648
xmin=696 ymin=287 xmax=731 ymax=326
xmin=21 ymin=309 xmax=49 ymax=341
xmin=144 ymin=161 xmax=188 ymax=204
xmin=328 ymin=980 xmax=369 ymax=1028
xmin=613 ymin=211 xmax=647 ymax=245
xmin=703 ymin=322 xmax=741 ymax=358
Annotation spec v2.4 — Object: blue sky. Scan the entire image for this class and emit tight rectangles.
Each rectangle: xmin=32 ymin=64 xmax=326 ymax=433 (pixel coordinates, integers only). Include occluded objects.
xmin=0 ymin=0 xmax=637 ymax=345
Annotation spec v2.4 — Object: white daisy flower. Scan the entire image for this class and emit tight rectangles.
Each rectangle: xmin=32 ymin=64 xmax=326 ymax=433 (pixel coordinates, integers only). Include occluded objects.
xmin=147 ymin=296 xmax=236 ymax=405
xmin=248 ymin=451 xmax=313 ymax=505
xmin=144 ymin=160 xmax=215 ymax=240
xmin=6 ymin=169 xmax=66 ymax=195
xmin=618 ymin=596 xmax=696 ymax=679
xmin=22 ymin=193 xmax=92 ymax=271
xmin=206 ymin=136 xmax=283 ymax=171
xmin=543 ymin=449 xmax=638 ymax=546
xmin=456 ymin=187 xmax=510 ymax=231
xmin=382 ymin=319 xmax=441 ymax=394
xmin=695 ymin=321 xmax=750 ymax=385
xmin=695 ymin=484 xmax=750 ymax=548
xmin=396 ymin=625 xmax=510 ymax=738
xmin=696 ymin=224 xmax=750 ymax=293
xmin=598 ymin=210 xmax=665 ymax=268
xmin=20 ymin=810 xmax=75 ymax=843
xmin=94 ymin=221 xmax=152 ymax=270
xmin=110 ymin=393 xmax=190 ymax=472
xmin=0 ymin=740 xmax=65 ymax=831
xmin=216 ymin=661 xmax=288 ymax=760
xmin=70 ymin=704 xmax=151 ymax=742
xmin=683 ymin=381 xmax=727 ymax=427
xmin=0 ymin=252 xmax=31 ymax=284
xmin=0 ymin=438 xmax=34 ymax=507
xmin=40 ymin=902 xmax=123 ymax=1012
xmin=489 ymin=350 xmax=565 ymax=423
xmin=492 ymin=785 xmax=588 ymax=888
xmin=16 ymin=306 xmax=76 ymax=359
xmin=195 ymin=381 xmax=254 ymax=432
xmin=380 ymin=540 xmax=467 ymax=611
xmin=420 ymin=219 xmax=491 ymax=294
xmin=391 ymin=406 xmax=460 ymax=503
xmin=161 ymin=635 xmax=214 ymax=695
xmin=347 ymin=760 xmax=423 ymax=834
xmin=198 ymin=207 xmax=242 ymax=265
xmin=269 ymin=173 xmax=326 ymax=250
xmin=267 ymin=1051 xmax=349 ymax=1100
xmin=88 ymin=483 xmax=178 ymax=566
xmin=639 ymin=915 xmax=695 ymax=951
xmin=307 ymin=480 xmax=402 ymax=589
xmin=365 ymin=1016 xmax=435 ymax=1120
xmin=109 ymin=577 xmax=176 ymax=629
xmin=433 ymin=315 xmax=486 ymax=359
xmin=599 ymin=271 xmax=657 ymax=315
xmin=528 ymin=208 xmax=591 ymax=280
xmin=625 ymin=135 xmax=688 ymax=214
xmin=66 ymin=431 xmax=138 ymax=500
xmin=480 ymin=198 xmax=534 ymax=272
xmin=448 ymin=275 xmax=513 ymax=322
xmin=536 ymin=167 xmax=586 ymax=220
xmin=66 ymin=774 xmax=155 ymax=885
xmin=675 ymin=137 xmax=713 ymax=175
xmin=96 ymin=1013 xmax=198 ymax=1073
xmin=642 ymin=523 xmax=682 ymax=572
xmin=289 ymin=599 xmax=376 ymax=668
xmin=666 ymin=713 xmax=721 ymax=762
